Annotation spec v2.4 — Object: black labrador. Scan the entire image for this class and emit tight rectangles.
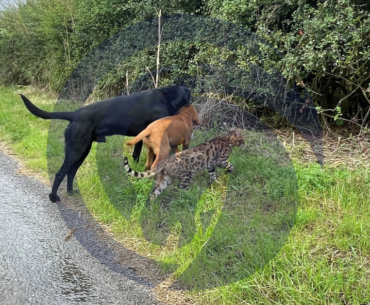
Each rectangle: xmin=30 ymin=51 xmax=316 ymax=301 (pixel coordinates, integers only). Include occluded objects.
xmin=20 ymin=85 xmax=190 ymax=202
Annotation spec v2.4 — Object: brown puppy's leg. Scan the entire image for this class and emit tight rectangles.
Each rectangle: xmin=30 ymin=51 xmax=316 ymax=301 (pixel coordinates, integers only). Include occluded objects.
xmin=145 ymin=146 xmax=151 ymax=169
xmin=152 ymin=148 xmax=170 ymax=169
xmin=145 ymin=148 xmax=155 ymax=170
xmin=151 ymin=139 xmax=170 ymax=169
xmin=183 ymin=137 xmax=191 ymax=150
xmin=172 ymin=138 xmax=184 ymax=153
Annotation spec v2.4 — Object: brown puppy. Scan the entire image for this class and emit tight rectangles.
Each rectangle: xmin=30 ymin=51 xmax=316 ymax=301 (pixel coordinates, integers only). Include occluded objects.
xmin=126 ymin=105 xmax=200 ymax=170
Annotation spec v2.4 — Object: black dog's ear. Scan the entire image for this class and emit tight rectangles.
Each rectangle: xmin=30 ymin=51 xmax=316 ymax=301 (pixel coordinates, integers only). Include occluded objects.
xmin=185 ymin=92 xmax=190 ymax=107
xmin=183 ymin=87 xmax=191 ymax=107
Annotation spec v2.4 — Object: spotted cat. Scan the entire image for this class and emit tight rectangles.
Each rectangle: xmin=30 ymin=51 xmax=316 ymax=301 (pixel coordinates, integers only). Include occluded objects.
xmin=123 ymin=128 xmax=244 ymax=197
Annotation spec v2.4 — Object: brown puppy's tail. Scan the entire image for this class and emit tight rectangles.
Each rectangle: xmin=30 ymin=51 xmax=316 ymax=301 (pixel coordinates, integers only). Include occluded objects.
xmin=20 ymin=94 xmax=74 ymax=121
xmin=126 ymin=129 xmax=151 ymax=146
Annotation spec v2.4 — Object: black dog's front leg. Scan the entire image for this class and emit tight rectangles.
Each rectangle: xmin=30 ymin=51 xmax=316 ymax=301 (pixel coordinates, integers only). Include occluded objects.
xmin=132 ymin=140 xmax=143 ymax=162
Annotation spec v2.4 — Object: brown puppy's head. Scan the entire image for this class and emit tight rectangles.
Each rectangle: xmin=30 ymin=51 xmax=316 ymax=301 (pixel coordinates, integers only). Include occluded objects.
xmin=178 ymin=105 xmax=200 ymax=126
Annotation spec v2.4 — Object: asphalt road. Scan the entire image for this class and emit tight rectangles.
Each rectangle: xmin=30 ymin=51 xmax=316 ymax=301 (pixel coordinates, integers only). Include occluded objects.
xmin=0 ymin=150 xmax=161 ymax=305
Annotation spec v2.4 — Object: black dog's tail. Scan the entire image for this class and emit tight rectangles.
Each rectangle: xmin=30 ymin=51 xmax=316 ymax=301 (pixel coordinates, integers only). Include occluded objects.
xmin=20 ymin=94 xmax=74 ymax=121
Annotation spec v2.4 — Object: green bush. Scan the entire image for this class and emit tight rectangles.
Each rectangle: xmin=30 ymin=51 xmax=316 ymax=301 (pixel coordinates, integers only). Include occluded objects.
xmin=0 ymin=0 xmax=369 ymax=125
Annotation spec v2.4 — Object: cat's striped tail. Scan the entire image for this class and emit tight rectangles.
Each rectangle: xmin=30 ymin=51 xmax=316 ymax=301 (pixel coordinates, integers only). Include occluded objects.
xmin=123 ymin=157 xmax=156 ymax=178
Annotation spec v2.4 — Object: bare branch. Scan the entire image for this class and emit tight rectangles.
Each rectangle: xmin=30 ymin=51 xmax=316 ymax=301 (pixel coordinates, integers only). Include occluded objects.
xmin=155 ymin=9 xmax=162 ymax=88
xmin=337 ymin=75 xmax=370 ymax=106
xmin=126 ymin=71 xmax=129 ymax=95
xmin=145 ymin=66 xmax=156 ymax=87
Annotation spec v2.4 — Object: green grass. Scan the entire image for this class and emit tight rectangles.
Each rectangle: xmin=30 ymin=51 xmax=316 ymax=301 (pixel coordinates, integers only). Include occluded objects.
xmin=0 ymin=86 xmax=369 ymax=304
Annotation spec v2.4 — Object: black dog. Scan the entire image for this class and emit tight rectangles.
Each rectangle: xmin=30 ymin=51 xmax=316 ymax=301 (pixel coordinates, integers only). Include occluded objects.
xmin=20 ymin=85 xmax=190 ymax=202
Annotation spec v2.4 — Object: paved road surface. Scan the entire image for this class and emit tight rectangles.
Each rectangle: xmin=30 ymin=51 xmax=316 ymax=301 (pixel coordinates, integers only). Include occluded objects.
xmin=0 ymin=150 xmax=160 ymax=305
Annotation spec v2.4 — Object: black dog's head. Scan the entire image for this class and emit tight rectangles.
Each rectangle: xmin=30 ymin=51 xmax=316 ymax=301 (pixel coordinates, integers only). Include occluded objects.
xmin=167 ymin=85 xmax=191 ymax=113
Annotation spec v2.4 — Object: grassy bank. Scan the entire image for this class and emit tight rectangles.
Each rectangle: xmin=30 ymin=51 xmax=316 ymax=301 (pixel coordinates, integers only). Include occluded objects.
xmin=0 ymin=86 xmax=369 ymax=304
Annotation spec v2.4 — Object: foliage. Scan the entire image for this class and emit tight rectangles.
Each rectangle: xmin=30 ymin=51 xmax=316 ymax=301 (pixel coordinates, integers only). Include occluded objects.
xmin=0 ymin=0 xmax=369 ymax=126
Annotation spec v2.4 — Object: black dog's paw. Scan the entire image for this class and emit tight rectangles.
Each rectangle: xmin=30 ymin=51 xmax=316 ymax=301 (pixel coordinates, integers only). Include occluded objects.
xmin=67 ymin=190 xmax=80 ymax=196
xmin=49 ymin=193 xmax=61 ymax=202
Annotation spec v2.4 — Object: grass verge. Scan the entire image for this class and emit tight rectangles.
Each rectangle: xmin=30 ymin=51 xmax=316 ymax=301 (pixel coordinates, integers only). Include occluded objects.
xmin=0 ymin=86 xmax=369 ymax=304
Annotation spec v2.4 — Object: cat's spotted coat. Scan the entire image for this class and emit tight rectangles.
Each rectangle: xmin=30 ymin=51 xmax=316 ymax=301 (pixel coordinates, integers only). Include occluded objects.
xmin=124 ymin=128 xmax=244 ymax=197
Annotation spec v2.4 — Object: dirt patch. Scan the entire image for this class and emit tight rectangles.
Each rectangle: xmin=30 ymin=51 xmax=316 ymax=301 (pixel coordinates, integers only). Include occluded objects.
xmin=273 ymin=129 xmax=370 ymax=169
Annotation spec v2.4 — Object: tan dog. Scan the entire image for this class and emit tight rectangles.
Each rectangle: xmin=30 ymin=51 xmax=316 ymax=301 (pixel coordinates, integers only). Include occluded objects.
xmin=126 ymin=105 xmax=200 ymax=169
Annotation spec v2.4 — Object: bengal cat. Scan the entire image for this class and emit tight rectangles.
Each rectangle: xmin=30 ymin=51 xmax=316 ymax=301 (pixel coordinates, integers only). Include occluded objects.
xmin=123 ymin=128 xmax=244 ymax=198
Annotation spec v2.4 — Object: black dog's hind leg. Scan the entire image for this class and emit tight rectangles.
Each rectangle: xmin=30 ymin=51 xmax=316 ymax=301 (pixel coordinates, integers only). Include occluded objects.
xmin=132 ymin=140 xmax=143 ymax=162
xmin=49 ymin=128 xmax=75 ymax=202
xmin=66 ymin=130 xmax=93 ymax=196
xmin=49 ymin=125 xmax=93 ymax=202
xmin=50 ymin=157 xmax=70 ymax=202
xmin=67 ymin=140 xmax=92 ymax=196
